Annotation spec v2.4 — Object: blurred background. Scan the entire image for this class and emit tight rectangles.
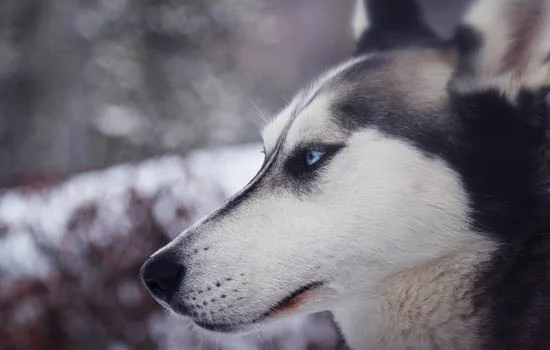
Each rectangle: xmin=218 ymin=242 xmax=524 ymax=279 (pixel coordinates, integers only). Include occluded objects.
xmin=0 ymin=0 xmax=470 ymax=349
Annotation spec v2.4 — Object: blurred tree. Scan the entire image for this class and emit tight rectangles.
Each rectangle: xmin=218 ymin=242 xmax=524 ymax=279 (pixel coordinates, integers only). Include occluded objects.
xmin=0 ymin=0 xmax=354 ymax=188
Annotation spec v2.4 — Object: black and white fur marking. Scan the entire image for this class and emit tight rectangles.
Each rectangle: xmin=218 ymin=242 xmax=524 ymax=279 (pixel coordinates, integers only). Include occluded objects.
xmin=141 ymin=0 xmax=550 ymax=349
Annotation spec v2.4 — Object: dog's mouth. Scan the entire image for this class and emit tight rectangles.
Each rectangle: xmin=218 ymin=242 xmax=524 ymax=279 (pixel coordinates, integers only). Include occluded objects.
xmin=194 ymin=282 xmax=323 ymax=333
xmin=267 ymin=281 xmax=323 ymax=317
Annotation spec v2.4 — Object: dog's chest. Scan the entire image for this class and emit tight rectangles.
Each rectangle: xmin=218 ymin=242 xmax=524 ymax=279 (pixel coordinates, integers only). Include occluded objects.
xmin=334 ymin=249 xmax=488 ymax=350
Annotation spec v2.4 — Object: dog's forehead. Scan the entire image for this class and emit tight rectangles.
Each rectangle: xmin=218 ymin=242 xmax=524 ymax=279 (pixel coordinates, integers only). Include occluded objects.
xmin=262 ymin=49 xmax=454 ymax=152
xmin=262 ymin=104 xmax=293 ymax=154
xmin=284 ymin=93 xmax=345 ymax=150
xmin=335 ymin=49 xmax=454 ymax=109
xmin=261 ymin=56 xmax=371 ymax=152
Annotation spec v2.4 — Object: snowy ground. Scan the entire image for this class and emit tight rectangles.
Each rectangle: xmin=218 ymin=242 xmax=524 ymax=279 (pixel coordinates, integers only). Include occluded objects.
xmin=0 ymin=144 xmax=344 ymax=349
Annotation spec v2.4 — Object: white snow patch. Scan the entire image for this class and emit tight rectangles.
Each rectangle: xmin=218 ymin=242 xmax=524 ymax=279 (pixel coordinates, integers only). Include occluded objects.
xmin=0 ymin=232 xmax=52 ymax=279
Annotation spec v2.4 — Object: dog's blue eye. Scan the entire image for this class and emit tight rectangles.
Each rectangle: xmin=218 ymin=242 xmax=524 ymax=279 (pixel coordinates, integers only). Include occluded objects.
xmin=305 ymin=149 xmax=325 ymax=166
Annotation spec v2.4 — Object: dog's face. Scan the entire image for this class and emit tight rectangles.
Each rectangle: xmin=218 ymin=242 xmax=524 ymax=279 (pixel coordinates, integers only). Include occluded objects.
xmin=141 ymin=0 xmax=550 ymax=335
xmin=140 ymin=50 xmax=478 ymax=333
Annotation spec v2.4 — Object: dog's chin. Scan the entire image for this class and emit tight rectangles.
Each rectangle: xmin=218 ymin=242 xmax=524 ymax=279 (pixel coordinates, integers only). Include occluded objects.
xmin=185 ymin=282 xmax=324 ymax=334
xmin=193 ymin=320 xmax=258 ymax=334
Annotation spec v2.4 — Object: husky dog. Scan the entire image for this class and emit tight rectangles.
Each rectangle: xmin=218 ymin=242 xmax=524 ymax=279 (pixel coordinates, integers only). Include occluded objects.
xmin=141 ymin=0 xmax=550 ymax=348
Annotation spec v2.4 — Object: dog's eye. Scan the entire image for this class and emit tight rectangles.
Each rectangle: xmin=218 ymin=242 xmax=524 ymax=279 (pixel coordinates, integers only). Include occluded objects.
xmin=305 ymin=149 xmax=325 ymax=166
xmin=285 ymin=143 xmax=344 ymax=182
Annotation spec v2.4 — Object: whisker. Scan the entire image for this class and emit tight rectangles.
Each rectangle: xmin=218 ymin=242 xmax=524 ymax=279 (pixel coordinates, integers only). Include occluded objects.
xmin=188 ymin=320 xmax=202 ymax=347
xmin=248 ymin=98 xmax=270 ymax=125
xmin=259 ymin=325 xmax=274 ymax=350
xmin=256 ymin=326 xmax=266 ymax=350
xmin=196 ymin=323 xmax=205 ymax=349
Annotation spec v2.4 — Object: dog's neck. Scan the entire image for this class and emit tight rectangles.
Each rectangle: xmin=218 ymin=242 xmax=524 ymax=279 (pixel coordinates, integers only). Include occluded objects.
xmin=332 ymin=243 xmax=493 ymax=350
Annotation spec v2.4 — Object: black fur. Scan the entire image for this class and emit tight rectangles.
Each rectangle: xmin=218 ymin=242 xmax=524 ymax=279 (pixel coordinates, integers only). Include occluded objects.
xmin=450 ymin=90 xmax=547 ymax=238
xmin=451 ymin=24 xmax=485 ymax=84
xmin=355 ymin=0 xmax=440 ymax=55
xmin=471 ymin=89 xmax=550 ymax=350
xmin=475 ymin=216 xmax=550 ymax=350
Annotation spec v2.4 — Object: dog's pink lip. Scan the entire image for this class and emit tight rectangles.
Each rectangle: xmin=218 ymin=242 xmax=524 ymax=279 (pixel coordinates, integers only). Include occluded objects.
xmin=265 ymin=281 xmax=324 ymax=317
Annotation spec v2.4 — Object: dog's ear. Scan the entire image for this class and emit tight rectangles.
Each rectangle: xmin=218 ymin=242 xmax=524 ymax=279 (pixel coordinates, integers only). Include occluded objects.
xmin=353 ymin=0 xmax=440 ymax=56
xmin=451 ymin=0 xmax=550 ymax=100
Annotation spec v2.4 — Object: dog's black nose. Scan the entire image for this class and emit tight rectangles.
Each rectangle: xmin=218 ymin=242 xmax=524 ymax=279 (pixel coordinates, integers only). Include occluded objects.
xmin=140 ymin=252 xmax=184 ymax=303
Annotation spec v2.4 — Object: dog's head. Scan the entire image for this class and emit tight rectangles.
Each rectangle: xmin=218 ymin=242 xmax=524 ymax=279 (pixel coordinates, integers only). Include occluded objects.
xmin=141 ymin=0 xmax=550 ymax=333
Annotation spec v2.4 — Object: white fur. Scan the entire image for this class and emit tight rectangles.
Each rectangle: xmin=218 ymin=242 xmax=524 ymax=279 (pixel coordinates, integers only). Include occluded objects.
xmin=333 ymin=241 xmax=494 ymax=350
xmin=352 ymin=0 xmax=369 ymax=40
xmin=454 ymin=0 xmax=550 ymax=98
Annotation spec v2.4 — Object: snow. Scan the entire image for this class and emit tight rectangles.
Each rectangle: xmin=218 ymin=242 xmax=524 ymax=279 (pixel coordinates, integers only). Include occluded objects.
xmin=0 ymin=232 xmax=53 ymax=279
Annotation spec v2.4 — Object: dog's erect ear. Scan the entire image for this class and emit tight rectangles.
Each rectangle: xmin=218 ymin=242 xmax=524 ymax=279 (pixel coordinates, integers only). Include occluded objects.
xmin=353 ymin=0 xmax=440 ymax=55
xmin=452 ymin=0 xmax=550 ymax=99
